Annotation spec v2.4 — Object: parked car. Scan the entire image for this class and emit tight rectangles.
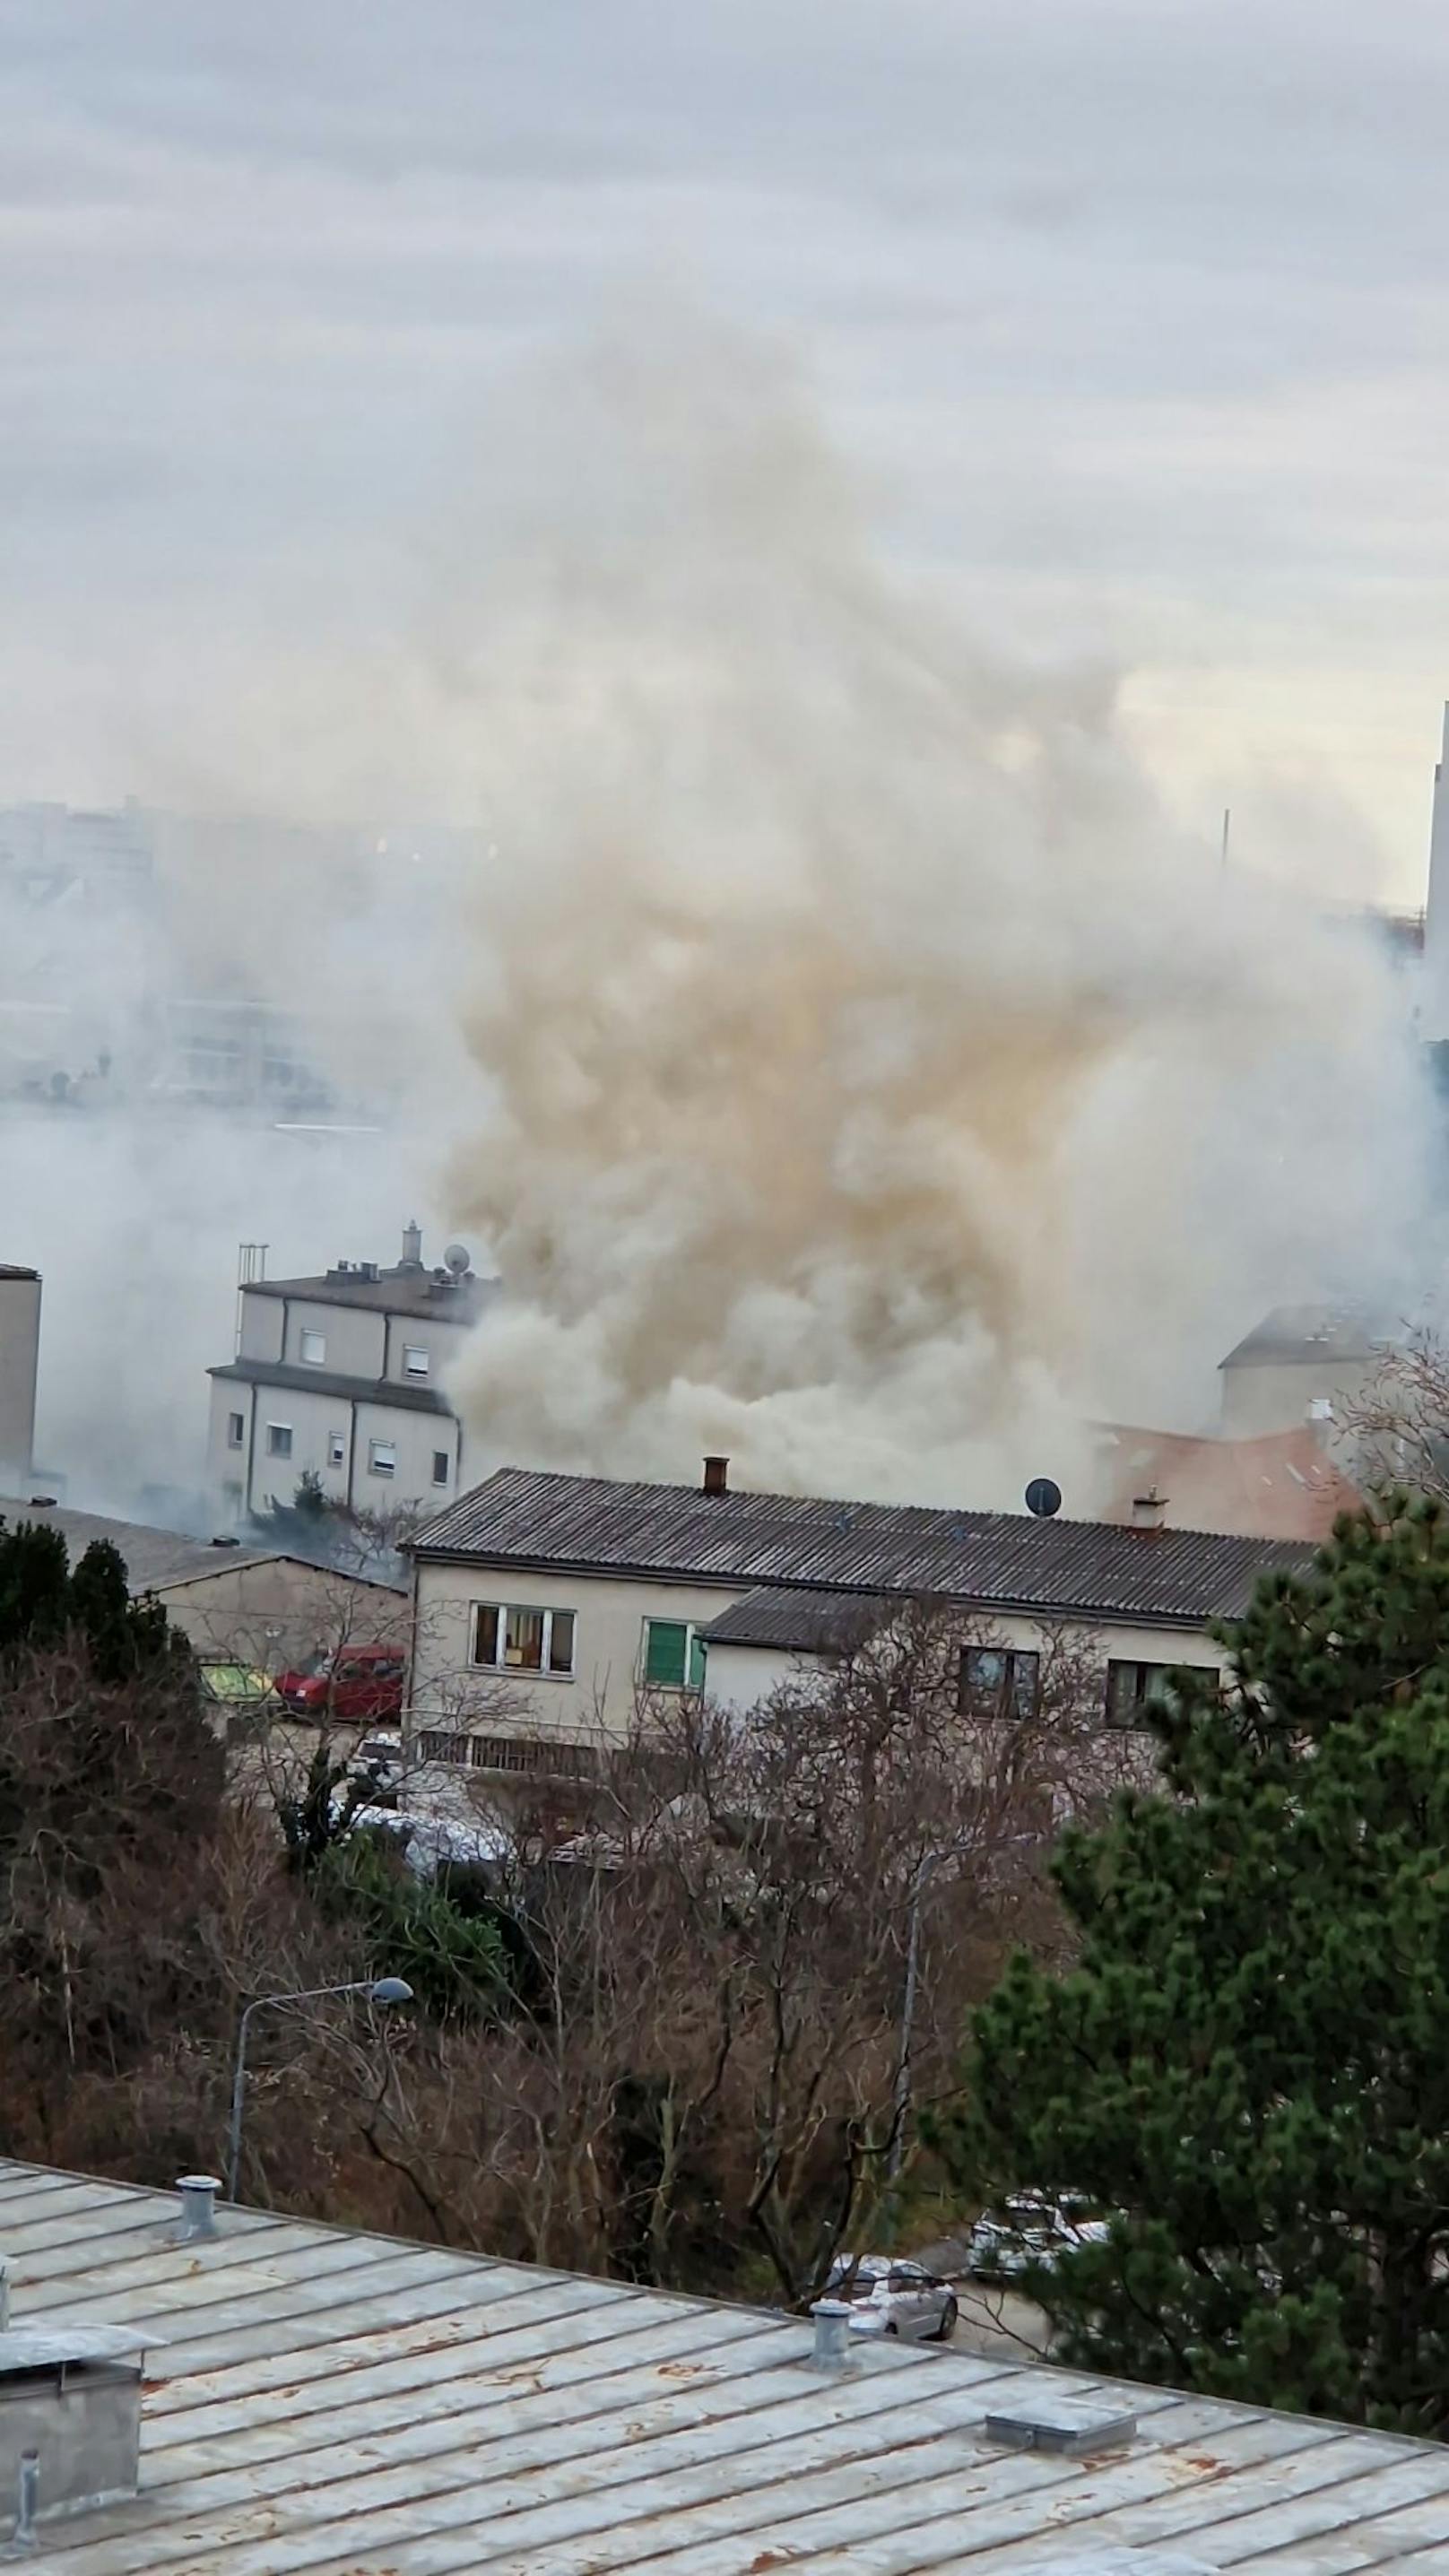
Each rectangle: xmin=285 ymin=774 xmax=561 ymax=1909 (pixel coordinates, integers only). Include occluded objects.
xmin=965 ymin=2190 xmax=1110 ymax=2280
xmin=273 ymin=1643 xmax=406 ymax=1724
xmin=822 ymin=2254 xmax=958 ymax=2342
xmin=196 ymin=1661 xmax=278 ymax=1738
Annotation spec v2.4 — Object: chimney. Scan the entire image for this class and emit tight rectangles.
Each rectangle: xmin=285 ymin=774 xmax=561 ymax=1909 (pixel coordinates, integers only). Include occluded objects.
xmin=400 ymin=1219 xmax=423 ymax=1269
xmin=809 ymin=2299 xmax=854 ymax=2371
xmin=702 ymin=1455 xmax=729 ymax=1497
xmin=175 ymin=2175 xmax=220 ymax=2242
xmin=1131 ymin=1487 xmax=1167 ymax=1532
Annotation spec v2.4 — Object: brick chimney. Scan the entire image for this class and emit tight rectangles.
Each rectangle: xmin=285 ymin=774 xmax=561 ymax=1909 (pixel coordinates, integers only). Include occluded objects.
xmin=1131 ymin=1487 xmax=1167 ymax=1531
xmin=702 ymin=1455 xmax=729 ymax=1496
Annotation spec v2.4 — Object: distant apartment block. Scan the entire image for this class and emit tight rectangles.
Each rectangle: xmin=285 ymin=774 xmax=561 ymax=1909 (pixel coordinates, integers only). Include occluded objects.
xmin=207 ymin=1225 xmax=493 ymax=1523
xmin=0 ymin=1265 xmax=40 ymax=1487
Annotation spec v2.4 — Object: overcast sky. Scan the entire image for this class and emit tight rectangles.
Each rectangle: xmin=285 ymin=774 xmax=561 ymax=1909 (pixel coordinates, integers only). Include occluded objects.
xmin=3 ymin=1 xmax=1448 ymax=893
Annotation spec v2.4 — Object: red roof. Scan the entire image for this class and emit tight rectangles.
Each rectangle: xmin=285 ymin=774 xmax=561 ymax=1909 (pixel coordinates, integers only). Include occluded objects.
xmin=1097 ymin=1424 xmax=1364 ymax=1544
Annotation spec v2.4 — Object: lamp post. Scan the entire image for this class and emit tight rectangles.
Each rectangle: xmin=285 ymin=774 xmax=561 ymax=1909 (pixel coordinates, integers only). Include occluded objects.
xmin=888 ymin=1835 xmax=1034 ymax=2182
xmin=226 ymin=1977 xmax=413 ymax=2202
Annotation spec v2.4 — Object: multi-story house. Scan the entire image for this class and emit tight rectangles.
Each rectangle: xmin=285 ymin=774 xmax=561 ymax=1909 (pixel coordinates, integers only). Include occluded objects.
xmin=206 ymin=1224 xmax=495 ymax=1523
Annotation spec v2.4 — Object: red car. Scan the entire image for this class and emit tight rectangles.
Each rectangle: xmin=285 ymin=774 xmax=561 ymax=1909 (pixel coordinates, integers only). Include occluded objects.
xmin=273 ymin=1642 xmax=407 ymax=1724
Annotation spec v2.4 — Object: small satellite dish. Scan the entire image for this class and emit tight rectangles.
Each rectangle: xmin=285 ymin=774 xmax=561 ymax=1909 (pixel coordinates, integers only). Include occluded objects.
xmin=443 ymin=1242 xmax=472 ymax=1278
xmin=1025 ymin=1477 xmax=1063 ymax=1519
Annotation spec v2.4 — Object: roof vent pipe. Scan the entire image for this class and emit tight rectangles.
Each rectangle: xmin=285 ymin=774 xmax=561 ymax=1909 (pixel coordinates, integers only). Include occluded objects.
xmin=1131 ymin=1487 xmax=1167 ymax=1532
xmin=175 ymin=2176 xmax=220 ymax=2242
xmin=11 ymin=2448 xmax=38 ymax=2553
xmin=810 ymin=2298 xmax=853 ymax=2371
xmin=702 ymin=1454 xmax=729 ymax=1497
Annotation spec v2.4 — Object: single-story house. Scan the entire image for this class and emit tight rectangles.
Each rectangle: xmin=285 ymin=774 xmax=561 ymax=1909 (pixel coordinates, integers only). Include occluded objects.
xmin=406 ymin=1458 xmax=1316 ymax=1782
xmin=0 ymin=1496 xmax=407 ymax=1673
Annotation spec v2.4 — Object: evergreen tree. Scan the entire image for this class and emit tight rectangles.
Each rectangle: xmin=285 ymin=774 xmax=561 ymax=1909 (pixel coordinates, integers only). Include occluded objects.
xmin=934 ymin=1497 xmax=1449 ymax=2438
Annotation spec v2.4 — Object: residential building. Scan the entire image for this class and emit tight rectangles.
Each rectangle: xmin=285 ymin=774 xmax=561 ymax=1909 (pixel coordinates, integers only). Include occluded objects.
xmin=406 ymin=1456 xmax=1314 ymax=1782
xmin=0 ymin=1496 xmax=405 ymax=1672
xmin=206 ymin=1224 xmax=496 ymax=1525
xmin=0 ymin=1264 xmax=40 ymax=1487
xmin=1095 ymin=1421 xmax=1364 ymax=1542
xmin=1217 ymin=1304 xmax=1387 ymax=1441
xmin=0 ymin=2157 xmax=1442 ymax=2570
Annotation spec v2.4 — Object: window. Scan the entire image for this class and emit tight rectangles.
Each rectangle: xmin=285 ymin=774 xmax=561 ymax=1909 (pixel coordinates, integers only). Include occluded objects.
xmin=403 ymin=1343 xmax=430 ymax=1380
xmin=299 ymin=1327 xmax=326 ymax=1366
xmin=368 ymin=1440 xmax=396 ymax=1478
xmin=1105 ymin=1659 xmax=1214 ymax=1729
xmin=959 ymin=1645 xmax=1040 ymax=1720
xmin=641 ymin=1618 xmax=707 ymax=1693
xmin=418 ymin=1729 xmax=471 ymax=1767
xmin=469 ymin=1733 xmax=598 ymax=1778
xmin=227 ymin=1411 xmax=245 ymax=1450
xmin=327 ymin=1431 xmax=347 ymax=1470
xmin=265 ymin=1423 xmax=293 ymax=1459
xmin=471 ymin=1602 xmax=576 ymax=1676
xmin=431 ymin=1450 xmax=449 ymax=1486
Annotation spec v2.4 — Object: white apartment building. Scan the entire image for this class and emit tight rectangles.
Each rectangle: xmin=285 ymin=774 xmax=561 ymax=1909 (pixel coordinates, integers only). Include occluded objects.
xmin=206 ymin=1223 xmax=495 ymax=1523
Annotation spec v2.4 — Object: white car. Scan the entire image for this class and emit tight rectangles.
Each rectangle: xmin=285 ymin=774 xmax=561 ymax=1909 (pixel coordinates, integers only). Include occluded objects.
xmin=823 ymin=2254 xmax=959 ymax=2342
xmin=965 ymin=2190 xmax=1110 ymax=2280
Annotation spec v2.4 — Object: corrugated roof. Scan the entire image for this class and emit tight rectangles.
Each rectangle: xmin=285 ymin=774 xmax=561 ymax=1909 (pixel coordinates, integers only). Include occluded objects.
xmin=703 ymin=1585 xmax=895 ymax=1651
xmin=0 ymin=2159 xmax=1444 ymax=2571
xmin=210 ymin=1357 xmax=455 ymax=1418
xmin=412 ymin=1468 xmax=1316 ymax=1627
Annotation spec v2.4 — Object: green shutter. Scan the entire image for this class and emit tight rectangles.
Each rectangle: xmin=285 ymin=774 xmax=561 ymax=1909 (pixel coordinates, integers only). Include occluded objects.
xmin=689 ymin=1630 xmax=707 ymax=1691
xmin=645 ymin=1621 xmax=688 ymax=1687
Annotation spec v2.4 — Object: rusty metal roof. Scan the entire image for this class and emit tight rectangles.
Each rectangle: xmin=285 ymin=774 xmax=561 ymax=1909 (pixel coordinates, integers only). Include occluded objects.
xmin=412 ymin=1467 xmax=1315 ymax=1627
xmin=1 ymin=2158 xmax=1445 ymax=2571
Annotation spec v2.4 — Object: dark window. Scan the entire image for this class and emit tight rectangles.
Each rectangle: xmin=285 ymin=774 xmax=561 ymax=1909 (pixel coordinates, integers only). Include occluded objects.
xmin=959 ymin=1645 xmax=1040 ymax=1719
xmin=1105 ymin=1659 xmax=1214 ymax=1728
xmin=419 ymin=1729 xmax=470 ymax=1765
xmin=227 ymin=1411 xmax=245 ymax=1449
xmin=431 ymin=1450 xmax=449 ymax=1485
xmin=265 ymin=1423 xmax=292 ymax=1459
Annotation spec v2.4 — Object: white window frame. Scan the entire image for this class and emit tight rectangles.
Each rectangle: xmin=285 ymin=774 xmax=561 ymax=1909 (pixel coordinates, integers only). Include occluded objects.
xmin=368 ymin=1438 xmax=397 ymax=1479
xmin=403 ymin=1343 xmax=429 ymax=1379
xmin=227 ymin=1411 xmax=245 ymax=1449
xmin=639 ymin=1617 xmax=707 ymax=1693
xmin=470 ymin=1600 xmax=577 ymax=1678
xmin=299 ymin=1327 xmax=326 ymax=1366
xmin=327 ymin=1431 xmax=347 ymax=1470
xmin=265 ymin=1422 xmax=293 ymax=1459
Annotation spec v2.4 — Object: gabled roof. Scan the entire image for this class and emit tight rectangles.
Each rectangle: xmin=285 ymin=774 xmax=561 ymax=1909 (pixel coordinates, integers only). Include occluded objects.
xmin=412 ymin=1467 xmax=1316 ymax=1628
xmin=210 ymin=1357 xmax=455 ymax=1418
xmin=1218 ymin=1305 xmax=1387 ymax=1370
xmin=1097 ymin=1425 xmax=1366 ymax=1544
xmin=0 ymin=2155 xmax=1442 ymax=2572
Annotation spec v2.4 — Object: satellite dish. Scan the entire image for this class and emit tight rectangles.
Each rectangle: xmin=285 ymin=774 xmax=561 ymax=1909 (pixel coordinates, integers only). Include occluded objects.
xmin=1025 ymin=1477 xmax=1063 ymax=1519
xmin=443 ymin=1242 xmax=472 ymax=1278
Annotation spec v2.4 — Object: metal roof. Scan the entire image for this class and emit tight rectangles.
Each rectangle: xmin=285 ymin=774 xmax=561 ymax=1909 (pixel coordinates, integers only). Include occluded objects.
xmin=412 ymin=1468 xmax=1316 ymax=1627
xmin=210 ymin=1357 xmax=456 ymax=1418
xmin=0 ymin=1498 xmax=282 ymax=1593
xmin=1217 ymin=1305 xmax=1387 ymax=1370
xmin=0 ymin=2159 xmax=1445 ymax=2572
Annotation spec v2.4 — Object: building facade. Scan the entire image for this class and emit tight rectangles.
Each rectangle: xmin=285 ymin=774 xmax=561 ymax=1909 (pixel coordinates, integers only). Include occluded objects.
xmin=206 ymin=1225 xmax=495 ymax=1524
xmin=405 ymin=1457 xmax=1315 ymax=1788
xmin=0 ymin=1265 xmax=41 ymax=1488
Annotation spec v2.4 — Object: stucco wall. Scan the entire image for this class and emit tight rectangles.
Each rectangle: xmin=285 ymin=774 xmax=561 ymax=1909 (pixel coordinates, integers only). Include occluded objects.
xmin=1219 ymin=1353 xmax=1375 ymax=1440
xmin=706 ymin=1607 xmax=1231 ymax=1718
xmin=208 ymin=1375 xmax=458 ymax=1521
xmin=154 ymin=1555 xmax=408 ymax=1671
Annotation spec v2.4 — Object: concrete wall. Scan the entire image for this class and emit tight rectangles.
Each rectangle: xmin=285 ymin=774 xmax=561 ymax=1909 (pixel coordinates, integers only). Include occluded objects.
xmin=1219 ymin=1353 xmax=1375 ymax=1440
xmin=0 ymin=1271 xmax=40 ymax=1485
xmin=208 ymin=1375 xmax=460 ymax=1522
xmin=410 ymin=1558 xmax=747 ymax=1743
xmin=239 ymin=1288 xmax=471 ymax=1392
xmin=154 ymin=1555 xmax=409 ymax=1671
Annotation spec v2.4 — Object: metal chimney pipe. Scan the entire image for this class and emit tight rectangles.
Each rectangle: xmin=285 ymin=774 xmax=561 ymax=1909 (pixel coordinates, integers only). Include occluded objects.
xmin=810 ymin=2298 xmax=853 ymax=2370
xmin=176 ymin=2175 xmax=221 ymax=2242
xmin=12 ymin=2450 xmax=38 ymax=2551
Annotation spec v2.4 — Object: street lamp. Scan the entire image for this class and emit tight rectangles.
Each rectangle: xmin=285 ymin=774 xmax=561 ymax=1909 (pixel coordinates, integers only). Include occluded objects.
xmin=226 ymin=1977 xmax=413 ymax=2202
xmin=887 ymin=1835 xmax=1034 ymax=2181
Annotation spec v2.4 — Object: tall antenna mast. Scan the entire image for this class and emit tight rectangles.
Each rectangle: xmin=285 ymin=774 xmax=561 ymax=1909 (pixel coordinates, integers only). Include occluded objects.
xmin=1220 ymin=806 xmax=1231 ymax=872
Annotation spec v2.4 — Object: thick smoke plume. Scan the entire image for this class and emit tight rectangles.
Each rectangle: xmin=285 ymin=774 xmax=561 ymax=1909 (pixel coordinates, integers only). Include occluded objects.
xmin=447 ymin=331 xmax=1431 ymax=1508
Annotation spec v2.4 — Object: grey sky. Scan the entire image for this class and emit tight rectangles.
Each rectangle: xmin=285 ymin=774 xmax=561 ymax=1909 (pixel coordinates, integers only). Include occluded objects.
xmin=3 ymin=1 xmax=1447 ymax=889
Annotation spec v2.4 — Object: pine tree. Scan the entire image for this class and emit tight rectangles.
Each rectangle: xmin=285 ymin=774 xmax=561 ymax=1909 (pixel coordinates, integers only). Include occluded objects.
xmin=934 ymin=1496 xmax=1449 ymax=2438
